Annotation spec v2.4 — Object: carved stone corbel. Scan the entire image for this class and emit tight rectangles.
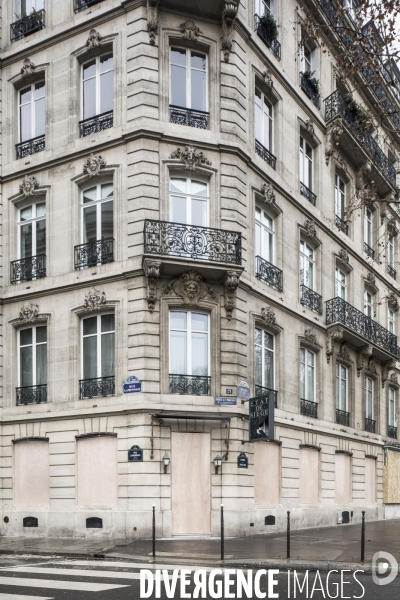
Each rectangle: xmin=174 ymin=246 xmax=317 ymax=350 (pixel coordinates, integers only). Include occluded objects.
xmin=382 ymin=359 xmax=397 ymax=388
xmin=224 ymin=270 xmax=240 ymax=321
xmin=221 ymin=0 xmax=239 ymax=62
xmin=326 ymin=328 xmax=343 ymax=363
xmin=147 ymin=0 xmax=160 ymax=45
xmin=339 ymin=342 xmax=350 ymax=362
xmin=325 ymin=121 xmax=344 ymax=165
xmin=144 ymin=260 xmax=161 ymax=313
xmin=356 ymin=345 xmax=373 ymax=376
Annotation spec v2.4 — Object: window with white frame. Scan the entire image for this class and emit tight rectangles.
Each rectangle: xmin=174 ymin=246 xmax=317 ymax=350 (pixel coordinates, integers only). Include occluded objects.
xmin=169 ymin=177 xmax=208 ymax=227
xmin=388 ymin=235 xmax=395 ymax=273
xmin=364 ymin=289 xmax=373 ymax=318
xmin=365 ymin=376 xmax=374 ymax=421
xmin=364 ymin=207 xmax=373 ymax=249
xmin=301 ymin=42 xmax=313 ymax=74
xmin=170 ymin=48 xmax=207 ymax=113
xmin=82 ymin=53 xmax=113 ymax=121
xmin=255 ymin=0 xmax=273 ymax=16
xmin=300 ymin=348 xmax=315 ymax=402
xmin=300 ymin=240 xmax=314 ymax=290
xmin=82 ymin=314 xmax=115 ymax=381
xmin=389 ymin=387 xmax=396 ymax=427
xmin=335 ymin=174 xmax=346 ymax=221
xmin=336 ymin=363 xmax=348 ymax=411
xmin=14 ymin=0 xmax=44 ymax=17
xmin=18 ymin=202 xmax=46 ymax=260
xmin=255 ymin=328 xmax=274 ymax=391
xmin=169 ymin=311 xmax=209 ymax=379
xmin=255 ymin=88 xmax=273 ymax=151
xmin=300 ymin=136 xmax=313 ymax=191
xmin=19 ymin=325 xmax=47 ymax=389
xmin=19 ymin=82 xmax=45 ymax=143
xmin=335 ymin=267 xmax=347 ymax=300
xmin=388 ymin=308 xmax=395 ymax=335
xmin=255 ymin=206 xmax=274 ymax=264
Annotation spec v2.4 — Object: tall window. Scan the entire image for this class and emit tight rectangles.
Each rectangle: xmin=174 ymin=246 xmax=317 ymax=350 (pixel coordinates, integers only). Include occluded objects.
xmin=170 ymin=48 xmax=207 ymax=113
xmin=14 ymin=0 xmax=44 ymax=13
xmin=255 ymin=328 xmax=274 ymax=392
xmin=255 ymin=88 xmax=273 ymax=151
xmin=19 ymin=325 xmax=47 ymax=388
xmin=364 ymin=290 xmax=373 ymax=318
xmin=255 ymin=0 xmax=272 ymax=15
xmin=300 ymin=240 xmax=314 ymax=289
xmin=82 ymin=183 xmax=113 ymax=245
xmin=364 ymin=207 xmax=373 ymax=249
xmin=169 ymin=177 xmax=208 ymax=226
xmin=82 ymin=54 xmax=113 ymax=120
xmin=169 ymin=311 xmax=209 ymax=378
xmin=300 ymin=348 xmax=315 ymax=402
xmin=336 ymin=364 xmax=347 ymax=411
xmin=255 ymin=206 xmax=274 ymax=263
xmin=301 ymin=43 xmax=312 ymax=73
xmin=389 ymin=308 xmax=395 ymax=335
xmin=19 ymin=82 xmax=45 ymax=143
xmin=82 ymin=314 xmax=115 ymax=381
xmin=335 ymin=268 xmax=347 ymax=300
xmin=335 ymin=174 xmax=346 ymax=220
xmin=18 ymin=202 xmax=46 ymax=260
xmin=300 ymin=136 xmax=313 ymax=191
xmin=389 ymin=388 xmax=396 ymax=427
xmin=388 ymin=235 xmax=395 ymax=272
xmin=365 ymin=377 xmax=374 ymax=420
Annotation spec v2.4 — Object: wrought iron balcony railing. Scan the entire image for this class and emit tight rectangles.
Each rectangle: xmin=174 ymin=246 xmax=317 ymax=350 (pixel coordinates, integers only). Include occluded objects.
xmin=336 ymin=408 xmax=350 ymax=426
xmin=75 ymin=0 xmax=104 ymax=12
xmin=74 ymin=238 xmax=114 ymax=270
xmin=388 ymin=265 xmax=396 ymax=280
xmin=300 ymin=284 xmax=323 ymax=314
xmin=300 ymin=72 xmax=321 ymax=108
xmin=11 ymin=10 xmax=45 ymax=41
xmin=79 ymin=376 xmax=115 ymax=399
xmin=300 ymin=182 xmax=317 ymax=206
xmin=364 ymin=242 xmax=375 ymax=259
xmin=255 ymin=140 xmax=277 ymax=169
xmin=336 ymin=214 xmax=349 ymax=236
xmin=255 ymin=255 xmax=283 ymax=292
xmin=255 ymin=385 xmax=278 ymax=408
xmin=325 ymin=89 xmax=397 ymax=188
xmin=144 ymin=219 xmax=242 ymax=265
xmin=79 ymin=111 xmax=113 ymax=137
xmin=300 ymin=398 xmax=318 ymax=418
xmin=388 ymin=425 xmax=398 ymax=439
xmin=16 ymin=384 xmax=47 ymax=406
xmin=365 ymin=417 xmax=376 ymax=433
xmin=11 ymin=254 xmax=46 ymax=284
xmin=326 ymin=297 xmax=398 ymax=356
xmin=169 ymin=105 xmax=209 ymax=129
xmin=16 ymin=135 xmax=45 ymax=160
xmin=169 ymin=374 xmax=211 ymax=396
xmin=254 ymin=15 xmax=281 ymax=59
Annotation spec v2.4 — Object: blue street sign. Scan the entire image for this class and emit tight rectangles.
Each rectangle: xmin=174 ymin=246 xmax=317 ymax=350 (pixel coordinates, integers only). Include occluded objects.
xmin=123 ymin=376 xmax=143 ymax=394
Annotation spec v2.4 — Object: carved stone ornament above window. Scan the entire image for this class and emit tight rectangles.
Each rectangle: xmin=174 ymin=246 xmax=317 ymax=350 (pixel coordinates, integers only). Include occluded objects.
xmin=19 ymin=301 xmax=38 ymax=323
xmin=180 ymin=20 xmax=201 ymax=41
xmin=163 ymin=270 xmax=216 ymax=306
xmin=147 ymin=0 xmax=159 ymax=45
xmin=260 ymin=182 xmax=276 ymax=205
xmin=170 ymin=146 xmax=212 ymax=171
xmin=364 ymin=272 xmax=378 ymax=294
xmin=261 ymin=305 xmax=276 ymax=326
xmin=263 ymin=69 xmax=273 ymax=89
xmin=83 ymin=154 xmax=106 ymax=178
xmin=338 ymin=248 xmax=349 ymax=264
xmin=144 ymin=259 xmax=161 ymax=313
xmin=306 ymin=119 xmax=315 ymax=136
xmin=19 ymin=175 xmax=39 ymax=197
xmin=84 ymin=287 xmax=106 ymax=311
xmin=222 ymin=0 xmax=239 ymax=62
xmin=300 ymin=327 xmax=322 ymax=352
xmin=303 ymin=219 xmax=317 ymax=239
xmin=387 ymin=293 xmax=399 ymax=310
xmin=86 ymin=29 xmax=102 ymax=50
xmin=21 ymin=58 xmax=35 ymax=77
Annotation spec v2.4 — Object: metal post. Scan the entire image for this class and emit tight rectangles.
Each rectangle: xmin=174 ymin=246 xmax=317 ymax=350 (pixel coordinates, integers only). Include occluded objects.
xmin=221 ymin=504 xmax=224 ymax=561
xmin=361 ymin=511 xmax=365 ymax=563
xmin=287 ymin=511 xmax=290 ymax=560
xmin=152 ymin=504 xmax=156 ymax=559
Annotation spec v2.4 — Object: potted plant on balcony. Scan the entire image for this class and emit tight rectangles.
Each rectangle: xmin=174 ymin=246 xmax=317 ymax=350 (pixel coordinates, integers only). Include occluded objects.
xmin=303 ymin=70 xmax=320 ymax=95
xmin=260 ymin=12 xmax=279 ymax=42
xmin=344 ymin=93 xmax=371 ymax=129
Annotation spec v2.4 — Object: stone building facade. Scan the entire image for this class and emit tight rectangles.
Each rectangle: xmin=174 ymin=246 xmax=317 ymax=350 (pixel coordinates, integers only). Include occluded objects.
xmin=1 ymin=0 xmax=400 ymax=539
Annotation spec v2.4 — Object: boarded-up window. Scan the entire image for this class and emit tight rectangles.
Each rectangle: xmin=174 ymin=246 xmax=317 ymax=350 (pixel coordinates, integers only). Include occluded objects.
xmin=335 ymin=453 xmax=352 ymax=504
xmin=254 ymin=442 xmax=280 ymax=504
xmin=365 ymin=457 xmax=376 ymax=503
xmin=77 ymin=436 xmax=118 ymax=506
xmin=299 ymin=448 xmax=319 ymax=504
xmin=14 ymin=440 xmax=49 ymax=507
xmin=384 ymin=449 xmax=400 ymax=503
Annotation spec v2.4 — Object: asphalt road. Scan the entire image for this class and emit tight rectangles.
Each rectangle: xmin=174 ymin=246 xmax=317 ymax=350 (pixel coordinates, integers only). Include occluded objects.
xmin=0 ymin=555 xmax=398 ymax=599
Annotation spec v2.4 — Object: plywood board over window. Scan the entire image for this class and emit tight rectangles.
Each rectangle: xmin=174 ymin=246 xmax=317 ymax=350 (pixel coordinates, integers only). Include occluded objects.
xmin=14 ymin=440 xmax=49 ymax=507
xmin=383 ymin=449 xmax=400 ymax=503
xmin=77 ymin=436 xmax=118 ymax=506
xmin=254 ymin=442 xmax=280 ymax=505
xmin=299 ymin=448 xmax=319 ymax=504
xmin=365 ymin=457 xmax=376 ymax=504
xmin=335 ymin=453 xmax=352 ymax=504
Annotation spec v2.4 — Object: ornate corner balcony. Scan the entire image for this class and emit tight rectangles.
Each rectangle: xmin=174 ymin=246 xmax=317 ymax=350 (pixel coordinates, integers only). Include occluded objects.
xmin=336 ymin=408 xmax=350 ymax=426
xmin=388 ymin=265 xmax=397 ymax=280
xmin=326 ymin=297 xmax=398 ymax=360
xmin=255 ymin=140 xmax=277 ymax=169
xmin=16 ymin=384 xmax=47 ymax=406
xmin=364 ymin=242 xmax=375 ymax=259
xmin=388 ymin=425 xmax=398 ymax=439
xmin=256 ymin=255 xmax=283 ymax=291
xmin=169 ymin=374 xmax=211 ymax=396
xmin=300 ymin=398 xmax=318 ymax=418
xmin=255 ymin=385 xmax=278 ymax=408
xmin=74 ymin=238 xmax=114 ymax=270
xmin=75 ymin=0 xmax=103 ymax=12
xmin=79 ymin=376 xmax=115 ymax=399
xmin=300 ymin=73 xmax=321 ymax=108
xmin=365 ymin=417 xmax=376 ymax=433
xmin=16 ymin=135 xmax=45 ymax=160
xmin=11 ymin=10 xmax=45 ymax=41
xmin=79 ymin=111 xmax=113 ymax=137
xmin=11 ymin=254 xmax=46 ymax=284
xmin=336 ymin=215 xmax=349 ymax=236
xmin=169 ymin=106 xmax=209 ymax=129
xmin=300 ymin=182 xmax=317 ymax=206
xmin=254 ymin=14 xmax=281 ymax=60
xmin=300 ymin=284 xmax=323 ymax=314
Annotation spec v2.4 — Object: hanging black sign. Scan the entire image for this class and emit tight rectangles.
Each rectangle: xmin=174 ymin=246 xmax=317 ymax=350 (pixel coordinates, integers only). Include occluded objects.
xmin=128 ymin=445 xmax=143 ymax=462
xmin=237 ymin=452 xmax=248 ymax=468
xmin=249 ymin=391 xmax=275 ymax=441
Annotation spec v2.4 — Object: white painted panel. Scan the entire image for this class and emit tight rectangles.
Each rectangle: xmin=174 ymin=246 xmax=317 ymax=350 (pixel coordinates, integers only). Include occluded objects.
xmin=14 ymin=441 xmax=49 ymax=507
xmin=365 ymin=457 xmax=376 ymax=504
xmin=254 ymin=443 xmax=280 ymax=504
xmin=299 ymin=448 xmax=319 ymax=504
xmin=335 ymin=453 xmax=352 ymax=504
xmin=77 ymin=436 xmax=118 ymax=506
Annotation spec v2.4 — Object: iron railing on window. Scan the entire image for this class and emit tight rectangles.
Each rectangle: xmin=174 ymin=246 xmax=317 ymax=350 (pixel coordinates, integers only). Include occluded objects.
xmin=336 ymin=214 xmax=349 ymax=235
xmin=255 ymin=255 xmax=283 ymax=291
xmin=300 ymin=284 xmax=323 ymax=314
xmin=254 ymin=385 xmax=278 ymax=408
xmin=326 ymin=297 xmax=398 ymax=356
xmin=74 ymin=238 xmax=114 ymax=270
xmin=169 ymin=106 xmax=209 ymax=129
xmin=75 ymin=0 xmax=103 ymax=12
xmin=365 ymin=417 xmax=376 ymax=433
xmin=388 ymin=425 xmax=398 ymax=439
xmin=79 ymin=376 xmax=115 ymax=399
xmin=79 ymin=111 xmax=113 ymax=137
xmin=11 ymin=9 xmax=45 ymax=41
xmin=11 ymin=254 xmax=46 ymax=284
xmin=300 ymin=398 xmax=318 ymax=418
xmin=255 ymin=139 xmax=277 ymax=169
xmin=364 ymin=242 xmax=375 ymax=259
xmin=144 ymin=219 xmax=242 ymax=265
xmin=169 ymin=374 xmax=211 ymax=396
xmin=336 ymin=408 xmax=350 ymax=426
xmin=254 ymin=14 xmax=281 ymax=59
xmin=300 ymin=72 xmax=321 ymax=108
xmin=388 ymin=264 xmax=396 ymax=280
xmin=16 ymin=384 xmax=47 ymax=406
xmin=16 ymin=135 xmax=45 ymax=160
xmin=300 ymin=182 xmax=317 ymax=206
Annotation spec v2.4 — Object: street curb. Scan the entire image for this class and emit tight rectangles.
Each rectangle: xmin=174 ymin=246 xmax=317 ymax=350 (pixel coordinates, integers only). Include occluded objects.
xmin=222 ymin=559 xmax=372 ymax=573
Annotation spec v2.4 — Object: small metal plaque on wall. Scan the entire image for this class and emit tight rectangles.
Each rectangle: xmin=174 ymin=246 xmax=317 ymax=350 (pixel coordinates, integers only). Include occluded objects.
xmin=128 ymin=445 xmax=143 ymax=462
xmin=237 ymin=452 xmax=248 ymax=468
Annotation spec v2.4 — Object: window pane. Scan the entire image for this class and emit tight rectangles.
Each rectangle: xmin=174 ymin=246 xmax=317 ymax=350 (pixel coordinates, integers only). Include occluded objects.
xmin=255 ymin=344 xmax=262 ymax=386
xmin=36 ymin=342 xmax=47 ymax=386
xmin=264 ymin=348 xmax=274 ymax=388
xmin=100 ymin=54 xmax=113 ymax=73
xmin=192 ymin=332 xmax=208 ymax=376
xmin=300 ymin=358 xmax=305 ymax=398
xmin=36 ymin=219 xmax=46 ymax=255
xmin=20 ymin=346 xmax=33 ymax=387
xmin=101 ymin=183 xmax=113 ymax=199
xmin=20 ymin=328 xmax=32 ymax=346
xmin=192 ymin=313 xmax=208 ymax=332
xmin=20 ymin=223 xmax=32 ymax=258
xmin=101 ymin=201 xmax=113 ymax=239
xmin=191 ymin=52 xmax=206 ymax=70
xmin=34 ymin=81 xmax=45 ymax=100
xmin=83 ymin=316 xmax=97 ymax=336
xmin=83 ymin=205 xmax=97 ymax=243
xmin=191 ymin=69 xmax=206 ymax=112
xmin=101 ymin=332 xmax=115 ymax=377
xmin=34 ymin=96 xmax=45 ymax=137
xmin=264 ymin=331 xmax=273 ymax=350
xmin=83 ymin=336 xmax=97 ymax=379
xmin=20 ymin=206 xmax=32 ymax=221
xmin=20 ymin=103 xmax=32 ymax=142
xmin=191 ymin=199 xmax=207 ymax=227
xmin=171 ymin=48 xmax=186 ymax=67
xmin=83 ymin=60 xmax=96 ymax=81
xmin=307 ymin=363 xmax=314 ymax=401
xmin=83 ymin=187 xmax=97 ymax=204
xmin=170 ymin=178 xmax=186 ymax=194
xmin=170 ymin=195 xmax=187 ymax=224
xmin=191 ymin=180 xmax=208 ymax=196
xmin=255 ymin=328 xmax=262 ymax=346
xmin=36 ymin=202 xmax=46 ymax=218
xmin=171 ymin=65 xmax=186 ymax=107
xmin=100 ymin=70 xmax=114 ymax=114
xmin=101 ymin=314 xmax=115 ymax=333
xmin=20 ymin=88 xmax=31 ymax=105
xmin=36 ymin=326 xmax=47 ymax=344
xmin=83 ymin=78 xmax=96 ymax=119
xmin=170 ymin=330 xmax=187 ymax=374
xmin=170 ymin=311 xmax=187 ymax=330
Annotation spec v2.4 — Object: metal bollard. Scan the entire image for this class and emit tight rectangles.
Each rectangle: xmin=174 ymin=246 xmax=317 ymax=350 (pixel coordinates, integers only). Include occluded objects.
xmin=152 ymin=504 xmax=156 ymax=559
xmin=221 ymin=504 xmax=224 ymax=561
xmin=287 ymin=511 xmax=290 ymax=560
xmin=361 ymin=511 xmax=365 ymax=563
